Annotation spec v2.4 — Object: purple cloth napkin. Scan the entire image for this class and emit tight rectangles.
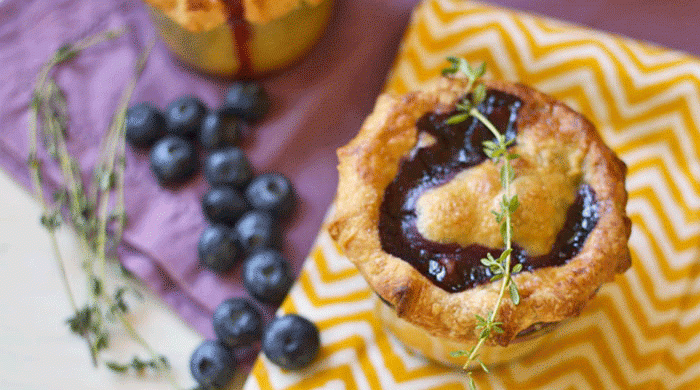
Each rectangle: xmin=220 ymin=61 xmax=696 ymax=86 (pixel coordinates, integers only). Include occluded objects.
xmin=0 ymin=0 xmax=418 ymax=363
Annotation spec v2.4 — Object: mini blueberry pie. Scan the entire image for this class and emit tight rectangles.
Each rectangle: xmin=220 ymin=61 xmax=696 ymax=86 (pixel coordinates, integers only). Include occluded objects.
xmin=328 ymin=75 xmax=631 ymax=366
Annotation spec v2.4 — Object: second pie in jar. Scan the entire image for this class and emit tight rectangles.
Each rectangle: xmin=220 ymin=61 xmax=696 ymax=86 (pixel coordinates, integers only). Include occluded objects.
xmin=144 ymin=0 xmax=334 ymax=77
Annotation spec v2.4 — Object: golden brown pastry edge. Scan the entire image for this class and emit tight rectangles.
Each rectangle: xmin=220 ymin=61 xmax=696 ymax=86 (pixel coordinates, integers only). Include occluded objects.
xmin=327 ymin=76 xmax=632 ymax=346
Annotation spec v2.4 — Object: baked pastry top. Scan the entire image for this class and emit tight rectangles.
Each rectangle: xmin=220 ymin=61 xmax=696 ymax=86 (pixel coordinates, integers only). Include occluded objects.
xmin=328 ymin=76 xmax=632 ymax=346
xmin=145 ymin=0 xmax=325 ymax=31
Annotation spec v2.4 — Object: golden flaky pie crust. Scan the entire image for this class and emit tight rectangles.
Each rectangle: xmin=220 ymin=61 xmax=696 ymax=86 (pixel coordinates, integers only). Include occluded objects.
xmin=143 ymin=0 xmax=325 ymax=31
xmin=328 ymin=76 xmax=632 ymax=347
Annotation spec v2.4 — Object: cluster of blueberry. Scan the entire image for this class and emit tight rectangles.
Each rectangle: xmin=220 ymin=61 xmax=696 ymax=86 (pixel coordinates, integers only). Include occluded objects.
xmin=125 ymin=82 xmax=319 ymax=389
xmin=191 ymin=303 xmax=320 ymax=388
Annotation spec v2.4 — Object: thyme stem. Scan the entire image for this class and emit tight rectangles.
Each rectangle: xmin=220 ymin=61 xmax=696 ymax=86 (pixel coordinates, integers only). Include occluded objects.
xmin=463 ymin=110 xmax=516 ymax=371
xmin=442 ymin=58 xmax=521 ymax=389
xmin=91 ymin=38 xmax=176 ymax=385
xmin=28 ymin=28 xmax=125 ymax=366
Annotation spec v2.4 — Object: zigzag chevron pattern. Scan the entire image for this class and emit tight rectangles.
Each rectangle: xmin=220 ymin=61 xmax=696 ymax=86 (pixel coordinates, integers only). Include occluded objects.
xmin=244 ymin=1 xmax=700 ymax=388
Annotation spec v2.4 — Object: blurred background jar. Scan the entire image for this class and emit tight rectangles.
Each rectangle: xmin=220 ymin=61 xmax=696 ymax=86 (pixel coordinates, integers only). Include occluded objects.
xmin=144 ymin=0 xmax=334 ymax=78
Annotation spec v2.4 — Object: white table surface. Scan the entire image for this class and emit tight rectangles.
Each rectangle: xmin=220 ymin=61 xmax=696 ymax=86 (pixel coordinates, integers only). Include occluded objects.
xmin=0 ymin=169 xmax=247 ymax=389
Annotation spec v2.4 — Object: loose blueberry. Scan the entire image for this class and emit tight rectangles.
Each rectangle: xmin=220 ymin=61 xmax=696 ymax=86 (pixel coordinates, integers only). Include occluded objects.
xmin=204 ymin=147 xmax=253 ymax=187
xmin=234 ymin=210 xmax=282 ymax=253
xmin=165 ymin=95 xmax=207 ymax=138
xmin=198 ymin=224 xmax=241 ymax=274
xmin=189 ymin=340 xmax=236 ymax=389
xmin=202 ymin=187 xmax=249 ymax=226
xmin=262 ymin=314 xmax=320 ymax=371
xmin=125 ymin=102 xmax=166 ymax=148
xmin=199 ymin=109 xmax=243 ymax=149
xmin=222 ymin=81 xmax=270 ymax=121
xmin=245 ymin=173 xmax=297 ymax=219
xmin=242 ymin=249 xmax=292 ymax=305
xmin=213 ymin=297 xmax=263 ymax=348
xmin=149 ymin=135 xmax=198 ymax=185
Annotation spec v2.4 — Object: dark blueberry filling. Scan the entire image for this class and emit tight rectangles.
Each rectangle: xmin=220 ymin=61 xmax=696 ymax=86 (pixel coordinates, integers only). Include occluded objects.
xmin=378 ymin=90 xmax=599 ymax=293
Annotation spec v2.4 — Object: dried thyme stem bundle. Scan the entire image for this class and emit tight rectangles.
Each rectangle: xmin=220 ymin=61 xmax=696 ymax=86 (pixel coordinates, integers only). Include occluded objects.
xmin=27 ymin=28 xmax=174 ymax=383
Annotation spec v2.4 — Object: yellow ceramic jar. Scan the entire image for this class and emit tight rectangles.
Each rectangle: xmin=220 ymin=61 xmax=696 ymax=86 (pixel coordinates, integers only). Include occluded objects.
xmin=144 ymin=0 xmax=334 ymax=77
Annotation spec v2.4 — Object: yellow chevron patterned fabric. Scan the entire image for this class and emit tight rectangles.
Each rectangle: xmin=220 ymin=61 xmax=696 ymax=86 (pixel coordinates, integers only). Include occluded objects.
xmin=243 ymin=1 xmax=700 ymax=389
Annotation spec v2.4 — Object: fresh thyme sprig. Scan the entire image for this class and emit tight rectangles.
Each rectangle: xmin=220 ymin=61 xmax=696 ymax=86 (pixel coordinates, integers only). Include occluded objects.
xmin=442 ymin=57 xmax=522 ymax=389
xmin=27 ymin=28 xmax=174 ymax=383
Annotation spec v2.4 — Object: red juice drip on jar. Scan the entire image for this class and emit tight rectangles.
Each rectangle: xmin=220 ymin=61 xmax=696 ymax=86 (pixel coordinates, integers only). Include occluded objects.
xmin=224 ymin=0 xmax=253 ymax=78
